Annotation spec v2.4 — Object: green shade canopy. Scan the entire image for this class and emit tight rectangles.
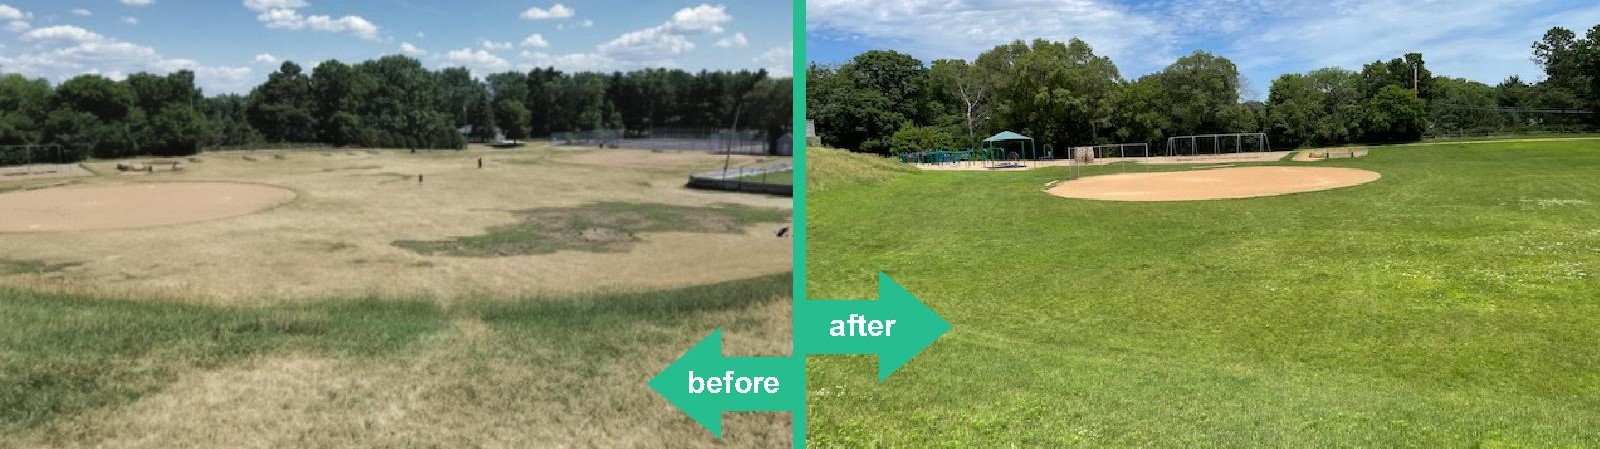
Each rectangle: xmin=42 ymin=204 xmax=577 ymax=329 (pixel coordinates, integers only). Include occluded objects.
xmin=982 ymin=131 xmax=1033 ymax=142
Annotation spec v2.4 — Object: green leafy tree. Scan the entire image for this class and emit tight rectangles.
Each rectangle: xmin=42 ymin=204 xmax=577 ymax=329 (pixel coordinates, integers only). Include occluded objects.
xmin=0 ymin=74 xmax=52 ymax=148
xmin=1158 ymin=50 xmax=1241 ymax=136
xmin=247 ymin=61 xmax=317 ymax=142
xmin=494 ymin=99 xmax=531 ymax=140
xmin=1364 ymin=85 xmax=1427 ymax=142
xmin=888 ymin=124 xmax=955 ymax=154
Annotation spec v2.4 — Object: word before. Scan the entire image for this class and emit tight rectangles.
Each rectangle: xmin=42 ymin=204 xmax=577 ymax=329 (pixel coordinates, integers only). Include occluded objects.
xmin=687 ymin=370 xmax=781 ymax=394
xmin=829 ymin=314 xmax=897 ymax=337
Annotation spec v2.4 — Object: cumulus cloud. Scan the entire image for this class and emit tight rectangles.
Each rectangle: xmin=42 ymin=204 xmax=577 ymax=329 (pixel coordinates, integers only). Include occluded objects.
xmin=1 ymin=3 xmax=30 ymax=32
xmin=520 ymin=3 xmax=574 ymax=20
xmin=754 ymin=44 xmax=791 ymax=76
xmin=666 ymin=4 xmax=731 ymax=33
xmin=0 ymin=4 xmax=27 ymax=20
xmin=120 ymin=0 xmax=155 ymax=6
xmin=519 ymin=50 xmax=615 ymax=72
xmin=6 ymin=24 xmax=254 ymax=93
xmin=808 ymin=0 xmax=1169 ymax=70
xmin=244 ymin=0 xmax=380 ymax=40
xmin=714 ymin=32 xmax=748 ymax=48
xmin=595 ymin=3 xmax=733 ymax=60
xmin=121 ymin=16 xmax=139 ymax=25
xmin=513 ymin=4 xmax=743 ymax=72
xmin=255 ymin=53 xmax=278 ymax=63
xmin=444 ymin=47 xmax=510 ymax=75
xmin=521 ymin=33 xmax=549 ymax=48
xmin=400 ymin=42 xmax=426 ymax=55
xmin=71 ymin=8 xmax=92 ymax=16
xmin=480 ymin=39 xmax=512 ymax=51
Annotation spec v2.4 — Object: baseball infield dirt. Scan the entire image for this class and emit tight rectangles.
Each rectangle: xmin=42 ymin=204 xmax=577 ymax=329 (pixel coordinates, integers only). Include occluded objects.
xmin=0 ymin=182 xmax=296 ymax=232
xmin=1047 ymin=166 xmax=1380 ymax=201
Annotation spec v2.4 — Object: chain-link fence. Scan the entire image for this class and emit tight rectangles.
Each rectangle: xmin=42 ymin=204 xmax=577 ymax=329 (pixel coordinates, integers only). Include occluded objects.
xmin=552 ymin=128 xmax=781 ymax=155
xmin=0 ymin=145 xmax=67 ymax=167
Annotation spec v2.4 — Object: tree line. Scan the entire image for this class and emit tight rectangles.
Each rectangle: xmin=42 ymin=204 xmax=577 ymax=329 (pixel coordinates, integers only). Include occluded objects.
xmin=808 ymin=24 xmax=1600 ymax=154
xmin=0 ymin=54 xmax=793 ymax=163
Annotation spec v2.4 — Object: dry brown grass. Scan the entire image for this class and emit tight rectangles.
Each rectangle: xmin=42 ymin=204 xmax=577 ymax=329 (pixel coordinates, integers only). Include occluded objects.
xmin=0 ymin=145 xmax=792 ymax=305
xmin=8 ymin=294 xmax=794 ymax=448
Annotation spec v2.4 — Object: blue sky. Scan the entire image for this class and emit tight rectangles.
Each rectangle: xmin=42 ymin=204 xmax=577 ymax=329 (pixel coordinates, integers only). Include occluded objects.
xmin=0 ymin=0 xmax=792 ymax=94
xmin=808 ymin=0 xmax=1600 ymax=100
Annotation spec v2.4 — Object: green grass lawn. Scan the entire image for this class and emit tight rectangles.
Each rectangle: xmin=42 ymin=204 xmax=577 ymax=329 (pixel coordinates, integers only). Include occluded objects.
xmin=805 ymin=142 xmax=1600 ymax=447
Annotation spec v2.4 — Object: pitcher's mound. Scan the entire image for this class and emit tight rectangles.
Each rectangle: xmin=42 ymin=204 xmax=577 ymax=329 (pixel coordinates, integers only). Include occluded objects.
xmin=0 ymin=182 xmax=296 ymax=232
xmin=1047 ymin=166 xmax=1379 ymax=201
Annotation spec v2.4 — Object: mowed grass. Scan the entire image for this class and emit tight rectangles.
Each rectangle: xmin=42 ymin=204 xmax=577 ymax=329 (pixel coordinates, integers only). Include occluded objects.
xmin=805 ymin=142 xmax=1600 ymax=446
xmin=0 ymin=274 xmax=793 ymax=447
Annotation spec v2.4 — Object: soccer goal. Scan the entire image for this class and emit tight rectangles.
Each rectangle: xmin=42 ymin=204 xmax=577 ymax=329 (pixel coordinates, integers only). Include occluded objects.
xmin=1164 ymin=133 xmax=1270 ymax=156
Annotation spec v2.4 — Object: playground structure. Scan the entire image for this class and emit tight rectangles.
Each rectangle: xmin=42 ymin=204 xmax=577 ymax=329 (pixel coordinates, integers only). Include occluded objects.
xmin=1164 ymin=133 xmax=1271 ymax=156
xmin=898 ymin=131 xmax=1061 ymax=168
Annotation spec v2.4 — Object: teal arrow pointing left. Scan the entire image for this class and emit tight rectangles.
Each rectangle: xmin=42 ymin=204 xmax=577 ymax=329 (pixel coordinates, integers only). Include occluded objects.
xmin=648 ymin=329 xmax=805 ymax=438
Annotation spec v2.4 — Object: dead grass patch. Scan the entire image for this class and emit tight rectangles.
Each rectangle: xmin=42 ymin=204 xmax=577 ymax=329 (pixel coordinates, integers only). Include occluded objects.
xmin=395 ymin=202 xmax=789 ymax=257
xmin=0 ymin=145 xmax=790 ymax=304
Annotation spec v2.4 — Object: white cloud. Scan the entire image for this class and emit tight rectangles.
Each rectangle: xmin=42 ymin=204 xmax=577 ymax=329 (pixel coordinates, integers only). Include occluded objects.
xmin=245 ymin=0 xmax=380 ymax=40
xmin=400 ymin=41 xmax=426 ymax=55
xmin=0 ymin=3 xmax=30 ymax=31
xmin=519 ymin=50 xmax=615 ymax=72
xmin=559 ymin=18 xmax=594 ymax=31
xmin=594 ymin=3 xmax=734 ymax=62
xmin=22 ymin=25 xmax=104 ymax=43
xmin=754 ymin=44 xmax=791 ymax=76
xmin=0 ymin=4 xmax=28 ymax=21
xmin=255 ymin=53 xmax=278 ymax=63
xmin=512 ymin=3 xmax=748 ymax=72
xmin=415 ymin=31 xmax=425 ymax=38
xmin=520 ymin=3 xmax=574 ymax=20
xmin=481 ymin=39 xmax=512 ymax=51
xmin=521 ymin=33 xmax=549 ymax=48
xmin=808 ymin=0 xmax=1168 ymax=70
xmin=71 ymin=8 xmax=92 ymax=16
xmin=714 ymin=32 xmax=748 ymax=48
xmin=6 ymin=24 xmax=254 ymax=93
xmin=120 ymin=0 xmax=155 ymax=6
xmin=444 ymin=47 xmax=510 ymax=74
xmin=242 ymin=0 xmax=307 ymax=12
xmin=599 ymin=27 xmax=694 ymax=59
xmin=121 ymin=16 xmax=139 ymax=25
xmin=666 ymin=4 xmax=730 ymax=33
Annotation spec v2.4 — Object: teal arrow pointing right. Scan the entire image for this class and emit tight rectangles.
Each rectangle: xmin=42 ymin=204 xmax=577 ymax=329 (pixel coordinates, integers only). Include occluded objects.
xmin=796 ymin=272 xmax=952 ymax=381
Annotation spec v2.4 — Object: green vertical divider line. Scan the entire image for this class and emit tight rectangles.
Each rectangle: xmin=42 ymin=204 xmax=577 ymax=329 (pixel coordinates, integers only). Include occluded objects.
xmin=790 ymin=0 xmax=808 ymax=446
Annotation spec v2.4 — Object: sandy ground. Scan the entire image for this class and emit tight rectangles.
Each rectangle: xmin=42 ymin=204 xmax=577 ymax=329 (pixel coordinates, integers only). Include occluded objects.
xmin=1047 ymin=166 xmax=1381 ymax=201
xmin=0 ymin=182 xmax=296 ymax=232
xmin=0 ymin=146 xmax=792 ymax=304
xmin=0 ymin=163 xmax=95 ymax=181
xmin=913 ymin=151 xmax=1293 ymax=171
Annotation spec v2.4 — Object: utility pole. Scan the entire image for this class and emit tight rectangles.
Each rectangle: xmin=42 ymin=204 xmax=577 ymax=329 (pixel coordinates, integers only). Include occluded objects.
xmin=1413 ymin=63 xmax=1419 ymax=94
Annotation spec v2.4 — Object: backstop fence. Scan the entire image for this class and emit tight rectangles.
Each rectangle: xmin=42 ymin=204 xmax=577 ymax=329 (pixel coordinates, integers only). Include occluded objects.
xmin=551 ymin=128 xmax=783 ymax=155
xmin=0 ymin=144 xmax=67 ymax=167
